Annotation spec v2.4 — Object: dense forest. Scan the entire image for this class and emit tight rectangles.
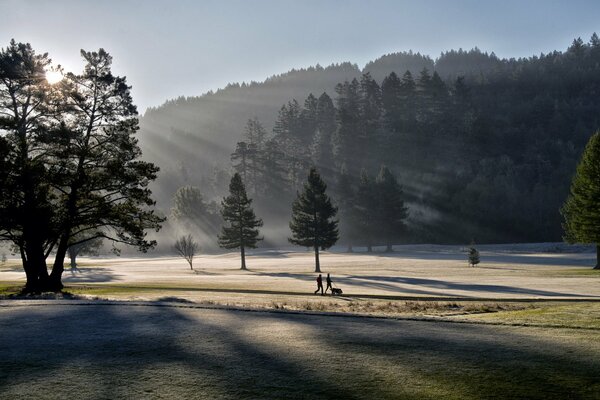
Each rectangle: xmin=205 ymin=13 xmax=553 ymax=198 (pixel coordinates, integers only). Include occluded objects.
xmin=142 ymin=35 xmax=600 ymax=248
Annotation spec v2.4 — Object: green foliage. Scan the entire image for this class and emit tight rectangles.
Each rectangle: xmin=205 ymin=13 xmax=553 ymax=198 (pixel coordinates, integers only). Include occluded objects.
xmin=561 ymin=132 xmax=600 ymax=268
xmin=289 ymin=168 xmax=339 ymax=250
xmin=562 ymin=132 xmax=600 ymax=244
xmin=218 ymin=173 xmax=263 ymax=251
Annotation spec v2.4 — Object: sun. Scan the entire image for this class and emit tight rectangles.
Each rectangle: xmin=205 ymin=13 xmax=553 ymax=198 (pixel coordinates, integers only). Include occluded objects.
xmin=45 ymin=70 xmax=63 ymax=84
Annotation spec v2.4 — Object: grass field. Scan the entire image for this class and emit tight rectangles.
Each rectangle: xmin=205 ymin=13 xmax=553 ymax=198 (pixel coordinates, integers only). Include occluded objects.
xmin=0 ymin=244 xmax=599 ymax=398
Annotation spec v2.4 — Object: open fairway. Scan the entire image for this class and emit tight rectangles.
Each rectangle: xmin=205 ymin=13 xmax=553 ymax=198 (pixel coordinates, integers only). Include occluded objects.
xmin=0 ymin=301 xmax=599 ymax=399
xmin=2 ymin=244 xmax=598 ymax=301
xmin=1 ymin=245 xmax=599 ymax=398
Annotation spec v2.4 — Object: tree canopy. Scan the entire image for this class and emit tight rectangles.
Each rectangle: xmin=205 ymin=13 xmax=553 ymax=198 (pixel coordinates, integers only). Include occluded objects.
xmin=0 ymin=41 xmax=162 ymax=292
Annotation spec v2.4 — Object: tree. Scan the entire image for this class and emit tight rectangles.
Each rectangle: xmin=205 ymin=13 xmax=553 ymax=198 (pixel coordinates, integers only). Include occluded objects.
xmin=1 ymin=253 xmax=6 ymax=264
xmin=375 ymin=166 xmax=409 ymax=252
xmin=0 ymin=40 xmax=59 ymax=292
xmin=218 ymin=173 xmax=263 ymax=270
xmin=0 ymin=42 xmax=163 ymax=292
xmin=171 ymin=186 xmax=221 ymax=236
xmin=289 ymin=168 xmax=339 ymax=272
xmin=44 ymin=48 xmax=163 ymax=290
xmin=67 ymin=237 xmax=103 ymax=269
xmin=174 ymin=234 xmax=199 ymax=270
xmin=561 ymin=132 xmax=600 ymax=269
xmin=468 ymin=246 xmax=480 ymax=267
xmin=355 ymin=170 xmax=377 ymax=252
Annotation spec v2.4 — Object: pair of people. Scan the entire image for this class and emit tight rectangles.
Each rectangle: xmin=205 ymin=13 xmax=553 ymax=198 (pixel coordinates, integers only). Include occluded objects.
xmin=314 ymin=273 xmax=333 ymax=295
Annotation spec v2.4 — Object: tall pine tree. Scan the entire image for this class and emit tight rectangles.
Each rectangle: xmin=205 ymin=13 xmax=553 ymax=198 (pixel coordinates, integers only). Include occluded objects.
xmin=561 ymin=132 xmax=600 ymax=269
xmin=289 ymin=168 xmax=339 ymax=272
xmin=219 ymin=173 xmax=263 ymax=270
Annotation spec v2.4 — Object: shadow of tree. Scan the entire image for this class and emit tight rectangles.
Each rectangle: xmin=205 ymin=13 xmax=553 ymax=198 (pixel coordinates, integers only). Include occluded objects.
xmin=0 ymin=302 xmax=598 ymax=399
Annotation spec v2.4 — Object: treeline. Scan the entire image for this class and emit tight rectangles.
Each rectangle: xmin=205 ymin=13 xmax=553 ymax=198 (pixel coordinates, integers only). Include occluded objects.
xmin=220 ymin=34 xmax=600 ymax=245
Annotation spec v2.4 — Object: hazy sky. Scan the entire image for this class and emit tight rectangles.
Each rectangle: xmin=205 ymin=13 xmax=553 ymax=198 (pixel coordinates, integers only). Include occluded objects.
xmin=2 ymin=0 xmax=598 ymax=112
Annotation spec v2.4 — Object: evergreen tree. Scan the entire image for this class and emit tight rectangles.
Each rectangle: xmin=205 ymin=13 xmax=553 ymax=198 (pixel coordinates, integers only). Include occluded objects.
xmin=218 ymin=173 xmax=263 ymax=270
xmin=375 ymin=166 xmax=409 ymax=251
xmin=561 ymin=132 xmax=600 ymax=269
xmin=171 ymin=186 xmax=221 ymax=236
xmin=355 ymin=170 xmax=377 ymax=252
xmin=312 ymin=92 xmax=337 ymax=181
xmin=334 ymin=79 xmax=361 ymax=174
xmin=336 ymin=167 xmax=358 ymax=252
xmin=468 ymin=246 xmax=480 ymax=267
xmin=289 ymin=168 xmax=339 ymax=272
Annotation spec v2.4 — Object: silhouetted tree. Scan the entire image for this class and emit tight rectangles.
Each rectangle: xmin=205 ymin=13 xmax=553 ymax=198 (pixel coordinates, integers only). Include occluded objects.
xmin=561 ymin=132 xmax=600 ymax=269
xmin=44 ymin=48 xmax=163 ymax=291
xmin=0 ymin=43 xmax=163 ymax=292
xmin=218 ymin=173 xmax=263 ymax=270
xmin=289 ymin=168 xmax=339 ymax=272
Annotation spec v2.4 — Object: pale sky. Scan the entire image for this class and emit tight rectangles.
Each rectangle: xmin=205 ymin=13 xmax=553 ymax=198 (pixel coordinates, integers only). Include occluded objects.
xmin=1 ymin=0 xmax=599 ymax=112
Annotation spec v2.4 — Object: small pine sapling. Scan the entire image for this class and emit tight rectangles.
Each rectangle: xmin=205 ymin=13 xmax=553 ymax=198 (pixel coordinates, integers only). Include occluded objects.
xmin=468 ymin=246 xmax=480 ymax=267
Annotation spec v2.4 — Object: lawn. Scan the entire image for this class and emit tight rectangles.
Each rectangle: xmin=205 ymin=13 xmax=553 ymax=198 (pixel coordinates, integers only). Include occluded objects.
xmin=0 ymin=302 xmax=598 ymax=399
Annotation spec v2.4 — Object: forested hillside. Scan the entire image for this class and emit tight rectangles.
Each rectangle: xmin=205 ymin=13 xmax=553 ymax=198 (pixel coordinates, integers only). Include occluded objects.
xmin=140 ymin=35 xmax=600 ymax=246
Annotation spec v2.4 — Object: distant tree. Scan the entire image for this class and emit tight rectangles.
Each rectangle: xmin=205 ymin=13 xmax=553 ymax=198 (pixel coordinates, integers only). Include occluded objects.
xmin=171 ymin=186 xmax=221 ymax=235
xmin=289 ymin=168 xmax=339 ymax=272
xmin=1 ymin=253 xmax=6 ymax=264
xmin=67 ymin=237 xmax=103 ymax=269
xmin=334 ymin=79 xmax=362 ymax=174
xmin=243 ymin=118 xmax=267 ymax=194
xmin=336 ymin=167 xmax=358 ymax=252
xmin=355 ymin=170 xmax=377 ymax=252
xmin=468 ymin=246 xmax=480 ymax=267
xmin=174 ymin=234 xmax=199 ymax=270
xmin=561 ymin=132 xmax=600 ymax=269
xmin=375 ymin=166 xmax=409 ymax=252
xmin=231 ymin=141 xmax=253 ymax=183
xmin=218 ymin=173 xmax=263 ymax=270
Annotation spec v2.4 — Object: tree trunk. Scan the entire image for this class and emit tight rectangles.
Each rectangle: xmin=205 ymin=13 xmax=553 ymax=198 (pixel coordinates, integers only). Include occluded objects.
xmin=70 ymin=254 xmax=77 ymax=269
xmin=595 ymin=244 xmax=600 ymax=270
xmin=22 ymin=240 xmax=50 ymax=293
xmin=314 ymin=246 xmax=321 ymax=273
xmin=347 ymin=244 xmax=353 ymax=253
xmin=49 ymin=236 xmax=69 ymax=291
xmin=386 ymin=243 xmax=393 ymax=252
xmin=367 ymin=244 xmax=372 ymax=253
xmin=241 ymin=245 xmax=247 ymax=270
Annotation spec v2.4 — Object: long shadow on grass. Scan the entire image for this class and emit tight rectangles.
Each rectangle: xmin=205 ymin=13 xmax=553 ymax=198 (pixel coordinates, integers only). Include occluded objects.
xmin=339 ymin=275 xmax=596 ymax=298
xmin=0 ymin=303 xmax=598 ymax=399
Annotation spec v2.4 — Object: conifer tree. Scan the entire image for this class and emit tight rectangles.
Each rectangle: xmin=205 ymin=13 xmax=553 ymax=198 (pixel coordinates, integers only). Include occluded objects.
xmin=468 ymin=246 xmax=480 ymax=267
xmin=289 ymin=168 xmax=339 ymax=272
xmin=355 ymin=170 xmax=377 ymax=252
xmin=561 ymin=132 xmax=600 ymax=269
xmin=375 ymin=166 xmax=409 ymax=251
xmin=218 ymin=173 xmax=263 ymax=270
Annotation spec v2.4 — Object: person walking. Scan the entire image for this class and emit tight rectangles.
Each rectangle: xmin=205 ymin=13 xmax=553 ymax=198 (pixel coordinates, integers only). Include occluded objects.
xmin=314 ymin=274 xmax=324 ymax=295
xmin=325 ymin=273 xmax=333 ymax=294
